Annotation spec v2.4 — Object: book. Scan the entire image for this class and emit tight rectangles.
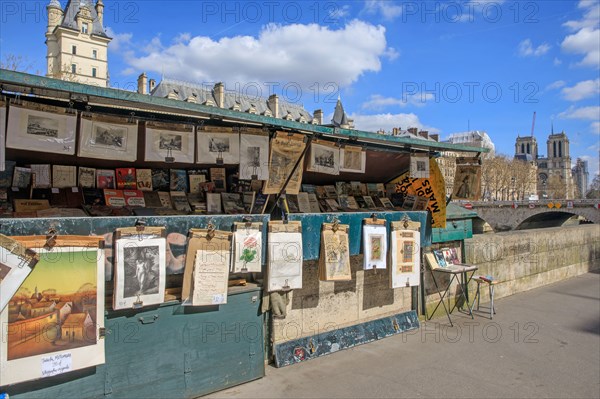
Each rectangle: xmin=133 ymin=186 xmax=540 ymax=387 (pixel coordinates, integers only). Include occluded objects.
xmin=355 ymin=195 xmax=368 ymax=209
xmin=143 ymin=191 xmax=163 ymax=208
xmin=199 ymin=181 xmax=216 ymax=195
xmin=31 ymin=188 xmax=52 ymax=201
xmin=13 ymin=199 xmax=50 ymax=213
xmin=346 ymin=196 xmax=359 ymax=210
xmin=297 ymin=192 xmax=312 ymax=213
xmin=376 ymin=183 xmax=386 ymax=198
xmin=210 ymin=168 xmax=226 ymax=192
xmin=31 ymin=164 xmax=51 ymax=188
xmin=390 ymin=193 xmax=405 ymax=207
xmin=335 ymin=182 xmax=351 ymax=196
xmin=318 ymin=199 xmax=333 ymax=212
xmin=170 ymin=169 xmax=188 ymax=192
xmin=123 ymin=190 xmax=146 ymax=207
xmin=12 ymin=167 xmax=32 ymax=188
xmin=325 ymin=198 xmax=341 ymax=212
xmin=286 ymin=194 xmax=300 ymax=213
xmin=324 ymin=185 xmax=337 ymax=198
xmin=372 ymin=196 xmax=385 ymax=209
xmin=385 ymin=183 xmax=397 ymax=198
xmin=96 ymin=169 xmax=116 ymax=189
xmin=367 ymin=183 xmax=379 ymax=198
xmin=0 ymin=161 xmax=16 ymax=188
xmin=188 ymin=174 xmax=206 ymax=194
xmin=82 ymin=187 xmax=106 ymax=206
xmin=242 ymin=191 xmax=256 ymax=212
xmin=307 ymin=193 xmax=321 ymax=213
xmin=433 ymin=250 xmax=447 ymax=267
xmin=362 ymin=195 xmax=376 ymax=209
xmin=206 ymin=192 xmax=222 ymax=214
xmin=315 ymin=186 xmax=327 ymax=199
xmin=221 ymin=192 xmax=246 ymax=214
xmin=157 ymin=191 xmax=172 ymax=208
xmin=49 ymin=187 xmax=67 ymax=207
xmin=52 ymin=165 xmax=76 ymax=188
xmin=151 ymin=169 xmax=170 ymax=191
xmin=64 ymin=187 xmax=83 ymax=208
xmin=250 ymin=193 xmax=269 ymax=214
xmin=301 ymin=184 xmax=317 ymax=193
xmin=402 ymin=194 xmax=416 ymax=210
xmin=116 ymin=168 xmax=137 ymax=190
xmin=78 ymin=167 xmax=96 ymax=188
xmin=104 ymin=189 xmax=126 ymax=207
xmin=413 ymin=195 xmax=430 ymax=211
xmin=187 ymin=192 xmax=207 ymax=213
xmin=136 ymin=168 xmax=153 ymax=191
xmin=380 ymin=197 xmax=395 ymax=209
xmin=337 ymin=194 xmax=351 ymax=210
xmin=170 ymin=191 xmax=191 ymax=213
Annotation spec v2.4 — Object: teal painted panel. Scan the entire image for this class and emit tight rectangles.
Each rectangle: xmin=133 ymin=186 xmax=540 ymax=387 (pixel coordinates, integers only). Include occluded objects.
xmin=5 ymin=289 xmax=264 ymax=399
xmin=287 ymin=211 xmax=430 ymax=261
xmin=432 ymin=219 xmax=473 ymax=243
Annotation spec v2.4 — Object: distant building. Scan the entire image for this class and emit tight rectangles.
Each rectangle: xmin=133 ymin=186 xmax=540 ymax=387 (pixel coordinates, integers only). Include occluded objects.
xmin=572 ymin=158 xmax=589 ymax=198
xmin=46 ymin=0 xmax=111 ymax=87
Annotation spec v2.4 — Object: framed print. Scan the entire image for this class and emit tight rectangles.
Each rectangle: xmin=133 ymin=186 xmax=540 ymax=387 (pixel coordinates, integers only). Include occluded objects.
xmin=363 ymin=222 xmax=387 ymax=270
xmin=79 ymin=115 xmax=138 ymax=161
xmin=197 ymin=130 xmax=240 ymax=164
xmin=307 ymin=141 xmax=340 ymax=175
xmin=453 ymin=162 xmax=482 ymax=201
xmin=340 ymin=145 xmax=366 ymax=173
xmin=232 ymin=222 xmax=263 ymax=273
xmin=145 ymin=122 xmax=195 ymax=163
xmin=6 ymin=102 xmax=76 ymax=155
xmin=0 ymin=235 xmax=39 ymax=312
xmin=239 ymin=133 xmax=270 ymax=180
xmin=0 ymin=236 xmax=105 ymax=386
xmin=389 ymin=221 xmax=421 ymax=288
xmin=267 ymin=221 xmax=303 ymax=292
xmin=410 ymin=154 xmax=430 ymax=178
xmin=114 ymin=236 xmax=166 ymax=310
xmin=263 ymin=132 xmax=306 ymax=195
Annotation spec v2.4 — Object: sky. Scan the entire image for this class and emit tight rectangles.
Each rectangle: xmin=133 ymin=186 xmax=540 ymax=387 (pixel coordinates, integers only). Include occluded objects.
xmin=0 ymin=0 xmax=599 ymax=182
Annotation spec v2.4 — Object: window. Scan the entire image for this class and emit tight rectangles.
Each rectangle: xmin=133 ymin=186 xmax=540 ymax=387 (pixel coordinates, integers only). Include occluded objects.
xmin=72 ymin=45 xmax=77 ymax=55
xmin=71 ymin=64 xmax=76 ymax=74
xmin=82 ymin=23 xmax=88 ymax=33
xmin=92 ymin=68 xmax=97 ymax=77
xmin=92 ymin=49 xmax=97 ymax=59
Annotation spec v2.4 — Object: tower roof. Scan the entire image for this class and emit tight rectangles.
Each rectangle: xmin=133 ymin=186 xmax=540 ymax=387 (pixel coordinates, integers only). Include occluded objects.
xmin=61 ymin=0 xmax=109 ymax=38
xmin=332 ymin=98 xmax=349 ymax=127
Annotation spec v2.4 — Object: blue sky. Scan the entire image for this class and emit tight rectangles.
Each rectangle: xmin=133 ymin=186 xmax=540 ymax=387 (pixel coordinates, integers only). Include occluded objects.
xmin=1 ymin=0 xmax=599 ymax=180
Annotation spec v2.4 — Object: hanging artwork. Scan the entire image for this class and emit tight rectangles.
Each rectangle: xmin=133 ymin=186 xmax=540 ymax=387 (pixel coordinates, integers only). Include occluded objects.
xmin=362 ymin=220 xmax=388 ymax=270
xmin=144 ymin=122 xmax=195 ymax=163
xmin=0 ymin=236 xmax=105 ymax=385
xmin=0 ymin=100 xmax=6 ymax=172
xmin=113 ymin=231 xmax=166 ymax=310
xmin=181 ymin=228 xmax=232 ymax=306
xmin=239 ymin=133 xmax=270 ymax=180
xmin=340 ymin=145 xmax=366 ymax=173
xmin=389 ymin=220 xmax=421 ymax=288
xmin=78 ymin=114 xmax=138 ymax=161
xmin=453 ymin=157 xmax=482 ymax=201
xmin=319 ymin=223 xmax=351 ymax=281
xmin=197 ymin=128 xmax=240 ymax=164
xmin=232 ymin=222 xmax=263 ymax=273
xmin=263 ymin=132 xmax=306 ymax=195
xmin=307 ymin=141 xmax=340 ymax=175
xmin=0 ymin=234 xmax=39 ymax=312
xmin=6 ymin=102 xmax=77 ymax=155
xmin=267 ymin=221 xmax=303 ymax=291
xmin=410 ymin=154 xmax=430 ymax=178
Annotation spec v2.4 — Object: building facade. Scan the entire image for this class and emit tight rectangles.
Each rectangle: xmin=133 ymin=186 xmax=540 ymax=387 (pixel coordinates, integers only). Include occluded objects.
xmin=572 ymin=158 xmax=589 ymax=198
xmin=46 ymin=0 xmax=111 ymax=87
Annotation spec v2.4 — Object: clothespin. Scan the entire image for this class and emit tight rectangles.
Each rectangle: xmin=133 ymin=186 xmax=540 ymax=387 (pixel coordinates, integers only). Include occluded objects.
xmin=44 ymin=228 xmax=58 ymax=250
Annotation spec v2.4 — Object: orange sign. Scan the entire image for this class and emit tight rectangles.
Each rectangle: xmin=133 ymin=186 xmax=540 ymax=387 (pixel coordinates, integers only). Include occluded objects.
xmin=547 ymin=202 xmax=554 ymax=209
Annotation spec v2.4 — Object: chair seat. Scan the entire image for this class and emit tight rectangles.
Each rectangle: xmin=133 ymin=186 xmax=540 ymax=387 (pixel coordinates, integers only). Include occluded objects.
xmin=434 ymin=264 xmax=478 ymax=274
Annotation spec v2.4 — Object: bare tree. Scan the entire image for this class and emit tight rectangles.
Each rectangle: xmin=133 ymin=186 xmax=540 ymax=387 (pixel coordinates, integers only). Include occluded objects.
xmin=0 ymin=54 xmax=34 ymax=72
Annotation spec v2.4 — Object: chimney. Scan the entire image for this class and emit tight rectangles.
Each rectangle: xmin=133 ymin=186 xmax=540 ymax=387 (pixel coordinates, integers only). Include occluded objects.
xmin=149 ymin=79 xmax=156 ymax=93
xmin=214 ymin=82 xmax=225 ymax=108
xmin=430 ymin=133 xmax=439 ymax=142
xmin=95 ymin=0 xmax=104 ymax=25
xmin=137 ymin=73 xmax=148 ymax=95
xmin=418 ymin=130 xmax=429 ymax=139
xmin=408 ymin=127 xmax=418 ymax=135
xmin=313 ymin=109 xmax=323 ymax=124
xmin=268 ymin=94 xmax=279 ymax=118
xmin=392 ymin=127 xmax=399 ymax=135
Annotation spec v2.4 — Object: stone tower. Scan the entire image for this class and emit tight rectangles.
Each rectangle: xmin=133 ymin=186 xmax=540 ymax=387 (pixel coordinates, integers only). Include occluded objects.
xmin=45 ymin=0 xmax=112 ymax=87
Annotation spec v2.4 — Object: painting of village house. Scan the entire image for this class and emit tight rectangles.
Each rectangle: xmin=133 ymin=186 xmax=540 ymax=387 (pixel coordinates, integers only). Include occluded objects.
xmin=1 ymin=246 xmax=105 ymax=385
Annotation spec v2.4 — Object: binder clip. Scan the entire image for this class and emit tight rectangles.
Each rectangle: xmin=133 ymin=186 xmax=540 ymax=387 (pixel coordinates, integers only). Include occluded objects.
xmin=401 ymin=213 xmax=411 ymax=229
xmin=206 ymin=222 xmax=216 ymax=240
xmin=135 ymin=219 xmax=146 ymax=241
xmin=133 ymin=295 xmax=143 ymax=309
xmin=44 ymin=228 xmax=58 ymax=250
xmin=370 ymin=213 xmax=378 ymax=222
xmin=331 ymin=217 xmax=340 ymax=233
xmin=282 ymin=279 xmax=290 ymax=290
xmin=127 ymin=112 xmax=136 ymax=124
xmin=164 ymin=147 xmax=175 ymax=163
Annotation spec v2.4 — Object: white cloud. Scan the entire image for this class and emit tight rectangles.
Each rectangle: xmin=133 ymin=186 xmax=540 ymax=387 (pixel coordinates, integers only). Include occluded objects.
xmin=591 ymin=121 xmax=600 ymax=134
xmin=362 ymin=0 xmax=402 ymax=21
xmin=518 ymin=39 xmax=551 ymax=57
xmin=561 ymin=27 xmax=600 ymax=68
xmin=125 ymin=20 xmax=390 ymax=89
xmin=553 ymin=57 xmax=563 ymax=66
xmin=361 ymin=93 xmax=434 ymax=111
xmin=383 ymin=47 xmax=400 ymax=60
xmin=559 ymin=105 xmax=600 ymax=120
xmin=546 ymin=80 xmax=566 ymax=90
xmin=563 ymin=0 xmax=599 ymax=31
xmin=106 ymin=27 xmax=132 ymax=52
xmin=329 ymin=5 xmax=351 ymax=20
xmin=350 ymin=112 xmax=439 ymax=134
xmin=561 ymin=78 xmax=600 ymax=101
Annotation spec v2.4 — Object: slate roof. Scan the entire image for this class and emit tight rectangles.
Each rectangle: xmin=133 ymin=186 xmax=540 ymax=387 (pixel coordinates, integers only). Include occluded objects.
xmin=59 ymin=0 xmax=109 ymax=38
xmin=331 ymin=98 xmax=349 ymax=127
xmin=151 ymin=78 xmax=313 ymax=123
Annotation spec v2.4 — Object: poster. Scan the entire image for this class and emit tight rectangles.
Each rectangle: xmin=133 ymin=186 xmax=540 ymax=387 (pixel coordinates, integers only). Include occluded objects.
xmin=267 ymin=222 xmax=303 ymax=291
xmin=6 ymin=103 xmax=77 ymax=155
xmin=410 ymin=154 xmax=430 ymax=178
xmin=78 ymin=115 xmax=138 ymax=161
xmin=453 ymin=162 xmax=482 ymax=201
xmin=197 ymin=131 xmax=240 ymax=164
xmin=319 ymin=224 xmax=351 ymax=281
xmin=0 ymin=238 xmax=105 ymax=385
xmin=145 ymin=122 xmax=195 ymax=163
xmin=263 ymin=132 xmax=306 ymax=195
xmin=389 ymin=222 xmax=421 ymax=288
xmin=390 ymin=158 xmax=447 ymax=228
xmin=113 ymin=236 xmax=166 ymax=310
xmin=362 ymin=223 xmax=387 ymax=270
xmin=232 ymin=223 xmax=262 ymax=273
xmin=239 ymin=133 xmax=270 ymax=180
xmin=340 ymin=145 xmax=366 ymax=173
xmin=307 ymin=141 xmax=340 ymax=175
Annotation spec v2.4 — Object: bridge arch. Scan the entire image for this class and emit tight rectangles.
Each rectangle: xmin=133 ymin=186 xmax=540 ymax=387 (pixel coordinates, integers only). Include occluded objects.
xmin=515 ymin=211 xmax=585 ymax=230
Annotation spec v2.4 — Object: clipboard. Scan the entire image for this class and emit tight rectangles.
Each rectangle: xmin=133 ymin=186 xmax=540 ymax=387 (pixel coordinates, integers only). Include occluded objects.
xmin=319 ymin=222 xmax=351 ymax=281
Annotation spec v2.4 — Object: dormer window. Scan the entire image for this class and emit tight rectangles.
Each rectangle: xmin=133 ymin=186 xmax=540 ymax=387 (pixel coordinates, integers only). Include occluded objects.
xmin=298 ymin=115 xmax=307 ymax=123
xmin=247 ymin=104 xmax=257 ymax=114
xmin=263 ymin=109 xmax=272 ymax=117
xmin=231 ymin=101 xmax=241 ymax=112
xmin=82 ymin=23 xmax=89 ymax=33
xmin=284 ymin=112 xmax=294 ymax=121
xmin=204 ymin=99 xmax=216 ymax=107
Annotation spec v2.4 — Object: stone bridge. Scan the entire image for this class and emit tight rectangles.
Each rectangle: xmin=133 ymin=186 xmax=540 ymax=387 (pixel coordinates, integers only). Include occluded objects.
xmin=463 ymin=200 xmax=600 ymax=232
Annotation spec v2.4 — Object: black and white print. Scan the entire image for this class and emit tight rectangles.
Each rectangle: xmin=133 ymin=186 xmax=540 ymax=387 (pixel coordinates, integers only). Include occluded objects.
xmin=123 ymin=245 xmax=160 ymax=297
xmin=159 ymin=133 xmax=183 ymax=151
xmin=93 ymin=125 xmax=126 ymax=148
xmin=307 ymin=142 xmax=340 ymax=175
xmin=209 ymin=137 xmax=230 ymax=153
xmin=27 ymin=115 xmax=59 ymax=138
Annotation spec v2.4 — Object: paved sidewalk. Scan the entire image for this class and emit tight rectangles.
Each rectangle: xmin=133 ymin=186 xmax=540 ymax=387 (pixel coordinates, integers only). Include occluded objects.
xmin=207 ymin=272 xmax=600 ymax=398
